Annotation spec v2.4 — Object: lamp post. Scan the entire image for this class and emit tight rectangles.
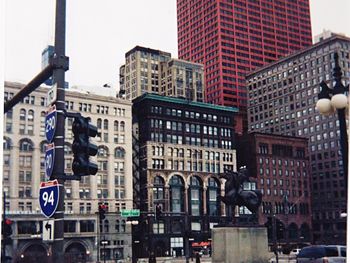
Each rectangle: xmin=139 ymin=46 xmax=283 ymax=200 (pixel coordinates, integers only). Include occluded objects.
xmin=315 ymin=52 xmax=348 ymax=188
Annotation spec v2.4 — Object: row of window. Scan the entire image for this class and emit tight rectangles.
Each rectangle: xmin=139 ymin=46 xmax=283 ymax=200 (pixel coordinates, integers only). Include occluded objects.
xmin=150 ymin=132 xmax=233 ymax=149
xmin=150 ymin=106 xmax=231 ymax=124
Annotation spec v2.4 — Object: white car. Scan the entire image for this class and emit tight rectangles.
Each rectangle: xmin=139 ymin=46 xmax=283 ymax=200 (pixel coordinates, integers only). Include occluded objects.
xmin=290 ymin=248 xmax=301 ymax=258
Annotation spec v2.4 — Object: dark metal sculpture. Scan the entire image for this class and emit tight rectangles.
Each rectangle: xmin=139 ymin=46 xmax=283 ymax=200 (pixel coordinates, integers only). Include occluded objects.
xmin=219 ymin=166 xmax=262 ymax=214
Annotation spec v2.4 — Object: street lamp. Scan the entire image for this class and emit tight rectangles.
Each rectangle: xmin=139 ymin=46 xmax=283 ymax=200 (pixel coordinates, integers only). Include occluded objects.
xmin=315 ymin=52 xmax=348 ymax=187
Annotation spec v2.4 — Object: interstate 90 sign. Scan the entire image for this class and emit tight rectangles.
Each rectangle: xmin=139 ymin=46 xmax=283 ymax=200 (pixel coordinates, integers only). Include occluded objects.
xmin=45 ymin=105 xmax=57 ymax=143
xmin=45 ymin=143 xmax=55 ymax=178
xmin=39 ymin=180 xmax=61 ymax=218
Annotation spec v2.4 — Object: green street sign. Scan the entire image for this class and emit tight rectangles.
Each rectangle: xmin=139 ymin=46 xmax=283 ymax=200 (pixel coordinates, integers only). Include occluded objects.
xmin=121 ymin=209 xmax=140 ymax=217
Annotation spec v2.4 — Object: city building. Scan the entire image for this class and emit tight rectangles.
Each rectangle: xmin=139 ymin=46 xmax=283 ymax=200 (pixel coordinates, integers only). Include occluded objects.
xmin=132 ymin=93 xmax=238 ymax=259
xmin=246 ymin=34 xmax=350 ymax=244
xmin=3 ymin=81 xmax=133 ymax=262
xmin=177 ymin=0 xmax=313 ymax=108
xmin=237 ymin=132 xmax=312 ymax=249
xmin=119 ymin=46 xmax=205 ymax=102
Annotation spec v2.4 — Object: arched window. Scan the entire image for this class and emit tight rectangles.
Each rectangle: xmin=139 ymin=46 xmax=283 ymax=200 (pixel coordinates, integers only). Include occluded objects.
xmin=103 ymin=119 xmax=108 ymax=130
xmin=64 ymin=143 xmax=72 ymax=155
xmin=19 ymin=139 xmax=34 ymax=152
xmin=288 ymin=223 xmax=298 ymax=239
xmin=207 ymin=177 xmax=220 ymax=216
xmin=114 ymin=147 xmax=125 ymax=158
xmin=189 ymin=176 xmax=202 ymax=216
xmin=3 ymin=137 xmax=12 ymax=150
xmin=98 ymin=146 xmax=109 ymax=157
xmin=121 ymin=220 xmax=126 ymax=232
xmin=114 ymin=121 xmax=119 ymax=132
xmin=300 ymin=223 xmax=311 ymax=240
xmin=28 ymin=110 xmax=34 ymax=121
xmin=153 ymin=176 xmax=165 ymax=201
xmin=169 ymin=175 xmax=184 ymax=213
xmin=104 ymin=220 xmax=109 ymax=233
xmin=97 ymin=118 xmax=102 ymax=129
xmin=120 ymin=121 xmax=125 ymax=132
xmin=115 ymin=220 xmax=120 ymax=232
xmin=20 ymin=109 xmax=26 ymax=120
xmin=40 ymin=141 xmax=48 ymax=153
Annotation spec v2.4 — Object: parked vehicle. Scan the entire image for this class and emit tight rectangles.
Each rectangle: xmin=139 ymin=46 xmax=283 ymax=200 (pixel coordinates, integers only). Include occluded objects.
xmin=290 ymin=248 xmax=301 ymax=258
xmin=296 ymin=245 xmax=346 ymax=263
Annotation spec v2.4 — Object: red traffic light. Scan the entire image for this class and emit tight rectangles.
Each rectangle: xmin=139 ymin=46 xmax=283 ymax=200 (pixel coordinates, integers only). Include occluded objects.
xmin=5 ymin=219 xmax=12 ymax=225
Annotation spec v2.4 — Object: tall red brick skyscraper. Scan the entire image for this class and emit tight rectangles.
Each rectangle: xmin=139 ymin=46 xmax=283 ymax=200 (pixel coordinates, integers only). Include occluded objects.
xmin=177 ymin=0 xmax=312 ymax=108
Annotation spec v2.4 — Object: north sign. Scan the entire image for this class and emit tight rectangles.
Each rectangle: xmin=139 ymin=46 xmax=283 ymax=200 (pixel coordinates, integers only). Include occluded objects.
xmin=45 ymin=143 xmax=55 ymax=178
xmin=39 ymin=180 xmax=60 ymax=218
xmin=45 ymin=105 xmax=57 ymax=143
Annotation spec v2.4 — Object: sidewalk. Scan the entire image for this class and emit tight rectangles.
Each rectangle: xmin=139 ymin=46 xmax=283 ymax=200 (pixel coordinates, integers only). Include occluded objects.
xmin=137 ymin=256 xmax=212 ymax=263
xmin=136 ymin=254 xmax=296 ymax=263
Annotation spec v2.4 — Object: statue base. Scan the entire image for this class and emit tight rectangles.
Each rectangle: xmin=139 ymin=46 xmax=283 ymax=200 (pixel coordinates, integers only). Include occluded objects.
xmin=212 ymin=226 xmax=269 ymax=263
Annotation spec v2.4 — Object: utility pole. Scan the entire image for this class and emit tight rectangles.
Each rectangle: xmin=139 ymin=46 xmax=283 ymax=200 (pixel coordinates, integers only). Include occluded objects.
xmin=51 ymin=0 xmax=68 ymax=262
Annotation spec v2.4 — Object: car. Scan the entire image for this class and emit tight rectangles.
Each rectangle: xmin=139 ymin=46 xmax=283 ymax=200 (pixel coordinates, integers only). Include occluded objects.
xmin=296 ymin=245 xmax=346 ymax=263
xmin=290 ymin=248 xmax=301 ymax=258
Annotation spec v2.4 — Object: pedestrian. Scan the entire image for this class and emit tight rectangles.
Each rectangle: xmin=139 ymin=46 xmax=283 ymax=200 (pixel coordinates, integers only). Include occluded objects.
xmin=195 ymin=252 xmax=201 ymax=263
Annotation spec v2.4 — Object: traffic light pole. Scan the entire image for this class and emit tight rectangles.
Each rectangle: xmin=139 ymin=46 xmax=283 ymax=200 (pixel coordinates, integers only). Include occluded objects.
xmin=2 ymin=192 xmax=6 ymax=261
xmin=51 ymin=0 xmax=67 ymax=262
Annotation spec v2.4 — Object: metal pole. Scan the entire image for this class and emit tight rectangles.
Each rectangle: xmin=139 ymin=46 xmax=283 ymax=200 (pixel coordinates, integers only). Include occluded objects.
xmin=2 ymin=192 xmax=6 ymax=262
xmin=51 ymin=0 xmax=67 ymax=262
xmin=103 ymin=235 xmax=106 ymax=263
xmin=273 ymin=215 xmax=279 ymax=263
xmin=4 ymin=65 xmax=53 ymax=113
xmin=332 ymin=52 xmax=349 ymax=186
xmin=337 ymin=108 xmax=348 ymax=186
xmin=97 ymin=214 xmax=100 ymax=263
xmin=185 ymin=213 xmax=190 ymax=263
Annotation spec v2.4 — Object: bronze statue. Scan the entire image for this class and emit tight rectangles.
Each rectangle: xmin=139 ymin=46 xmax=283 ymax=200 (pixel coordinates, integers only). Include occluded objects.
xmin=219 ymin=167 xmax=262 ymax=214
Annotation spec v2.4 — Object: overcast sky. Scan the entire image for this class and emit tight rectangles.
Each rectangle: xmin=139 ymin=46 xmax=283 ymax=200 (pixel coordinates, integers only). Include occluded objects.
xmin=4 ymin=0 xmax=350 ymax=89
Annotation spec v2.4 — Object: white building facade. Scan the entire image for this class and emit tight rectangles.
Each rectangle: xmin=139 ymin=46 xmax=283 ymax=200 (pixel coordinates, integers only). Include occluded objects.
xmin=3 ymin=81 xmax=133 ymax=262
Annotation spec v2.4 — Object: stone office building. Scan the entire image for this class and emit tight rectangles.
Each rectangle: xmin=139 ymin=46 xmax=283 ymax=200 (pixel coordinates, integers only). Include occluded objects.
xmin=132 ymin=93 xmax=238 ymax=259
xmin=3 ymin=81 xmax=133 ymax=262
xmin=119 ymin=46 xmax=205 ymax=102
xmin=246 ymin=34 xmax=350 ymax=244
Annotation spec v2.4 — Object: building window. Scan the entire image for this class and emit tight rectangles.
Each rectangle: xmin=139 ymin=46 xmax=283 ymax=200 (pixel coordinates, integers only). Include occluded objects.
xmin=153 ymin=221 xmax=165 ymax=234
xmin=189 ymin=176 xmax=202 ymax=216
xmin=207 ymin=178 xmax=220 ymax=216
xmin=169 ymin=175 xmax=184 ymax=213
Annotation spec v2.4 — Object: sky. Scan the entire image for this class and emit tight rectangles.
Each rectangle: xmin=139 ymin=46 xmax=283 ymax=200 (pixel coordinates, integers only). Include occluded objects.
xmin=4 ymin=0 xmax=350 ymax=89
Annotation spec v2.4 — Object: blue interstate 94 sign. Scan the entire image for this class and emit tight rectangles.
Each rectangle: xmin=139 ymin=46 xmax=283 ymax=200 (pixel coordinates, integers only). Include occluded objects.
xmin=39 ymin=180 xmax=60 ymax=218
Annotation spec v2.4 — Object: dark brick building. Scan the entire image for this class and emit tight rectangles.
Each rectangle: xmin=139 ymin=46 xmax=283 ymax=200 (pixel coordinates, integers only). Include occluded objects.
xmin=237 ymin=132 xmax=312 ymax=248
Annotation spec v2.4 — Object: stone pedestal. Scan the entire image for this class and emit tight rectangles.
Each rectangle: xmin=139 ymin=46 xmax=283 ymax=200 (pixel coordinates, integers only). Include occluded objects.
xmin=212 ymin=227 xmax=269 ymax=263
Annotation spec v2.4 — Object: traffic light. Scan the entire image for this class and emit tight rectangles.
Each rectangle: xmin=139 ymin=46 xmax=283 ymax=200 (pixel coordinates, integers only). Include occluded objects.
xmin=72 ymin=115 xmax=98 ymax=177
xmin=99 ymin=204 xmax=107 ymax=221
xmin=155 ymin=204 xmax=162 ymax=220
xmin=2 ymin=219 xmax=13 ymax=244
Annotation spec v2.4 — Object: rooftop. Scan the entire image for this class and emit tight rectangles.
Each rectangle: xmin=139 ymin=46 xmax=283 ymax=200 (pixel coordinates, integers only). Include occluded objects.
xmin=133 ymin=93 xmax=238 ymax=113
